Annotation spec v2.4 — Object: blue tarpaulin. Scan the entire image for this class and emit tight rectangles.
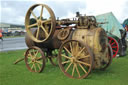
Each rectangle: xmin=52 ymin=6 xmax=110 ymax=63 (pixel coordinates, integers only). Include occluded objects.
xmin=96 ymin=12 xmax=124 ymax=39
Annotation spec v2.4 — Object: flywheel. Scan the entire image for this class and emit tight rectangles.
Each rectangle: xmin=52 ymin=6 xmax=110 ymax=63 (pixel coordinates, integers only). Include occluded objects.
xmin=25 ymin=4 xmax=56 ymax=43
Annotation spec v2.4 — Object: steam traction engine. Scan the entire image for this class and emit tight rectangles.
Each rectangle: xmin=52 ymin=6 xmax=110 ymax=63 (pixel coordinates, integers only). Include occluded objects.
xmin=24 ymin=4 xmax=112 ymax=79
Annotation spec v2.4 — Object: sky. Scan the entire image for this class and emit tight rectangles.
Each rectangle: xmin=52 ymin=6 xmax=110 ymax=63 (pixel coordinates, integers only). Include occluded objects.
xmin=0 ymin=0 xmax=128 ymax=25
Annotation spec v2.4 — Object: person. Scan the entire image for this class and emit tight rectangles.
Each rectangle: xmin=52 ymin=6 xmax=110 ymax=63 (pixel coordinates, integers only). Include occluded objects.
xmin=0 ymin=32 xmax=3 ymax=41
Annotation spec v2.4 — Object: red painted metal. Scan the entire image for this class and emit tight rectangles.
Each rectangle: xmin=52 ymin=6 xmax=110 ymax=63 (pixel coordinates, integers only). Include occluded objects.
xmin=108 ymin=36 xmax=119 ymax=58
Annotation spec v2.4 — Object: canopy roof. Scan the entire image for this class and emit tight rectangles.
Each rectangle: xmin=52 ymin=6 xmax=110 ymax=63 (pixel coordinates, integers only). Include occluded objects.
xmin=96 ymin=12 xmax=124 ymax=39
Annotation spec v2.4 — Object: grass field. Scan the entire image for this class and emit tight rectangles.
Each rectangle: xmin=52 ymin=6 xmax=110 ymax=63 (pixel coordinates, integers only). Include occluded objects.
xmin=0 ymin=49 xmax=128 ymax=85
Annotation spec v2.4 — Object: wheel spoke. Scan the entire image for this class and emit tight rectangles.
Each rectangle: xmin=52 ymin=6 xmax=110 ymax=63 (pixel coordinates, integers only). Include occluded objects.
xmin=111 ymin=42 xmax=116 ymax=45
xmin=28 ymin=56 xmax=32 ymax=60
xmin=62 ymin=60 xmax=70 ymax=64
xmin=36 ymin=61 xmax=43 ymax=64
xmin=69 ymin=42 xmax=73 ymax=55
xmin=64 ymin=47 xmax=73 ymax=57
xmin=28 ymin=61 xmax=32 ymax=64
xmin=27 ymin=23 xmax=37 ymax=28
xmin=77 ymin=60 xmax=91 ymax=67
xmin=72 ymin=64 xmax=76 ymax=76
xmin=61 ymin=54 xmax=71 ymax=60
xmin=40 ymin=6 xmax=43 ymax=20
xmin=109 ymin=39 xmax=112 ymax=43
xmin=78 ymin=55 xmax=90 ymax=59
xmin=33 ymin=64 xmax=37 ymax=72
xmin=76 ymin=47 xmax=85 ymax=57
xmin=113 ymin=50 xmax=117 ymax=52
xmin=36 ymin=56 xmax=42 ymax=60
xmin=65 ymin=62 xmax=72 ymax=72
xmin=78 ymin=63 xmax=87 ymax=73
xmin=112 ymin=46 xmax=118 ymax=48
xmin=29 ymin=52 xmax=34 ymax=59
xmin=37 ymin=63 xmax=41 ymax=70
xmin=42 ymin=19 xmax=51 ymax=24
xmin=31 ymin=64 xmax=34 ymax=69
xmin=35 ymin=50 xmax=39 ymax=57
xmin=36 ymin=26 xmax=40 ymax=39
xmin=75 ymin=42 xmax=79 ymax=54
xmin=41 ymin=25 xmax=49 ymax=37
xmin=31 ymin=10 xmax=38 ymax=20
xmin=75 ymin=64 xmax=81 ymax=77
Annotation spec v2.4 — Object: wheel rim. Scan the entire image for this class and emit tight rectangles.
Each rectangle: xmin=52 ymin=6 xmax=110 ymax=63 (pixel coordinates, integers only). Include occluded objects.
xmin=108 ymin=37 xmax=119 ymax=58
xmin=25 ymin=46 xmax=45 ymax=72
xmin=100 ymin=44 xmax=113 ymax=70
xmin=58 ymin=40 xmax=94 ymax=79
xmin=25 ymin=4 xmax=56 ymax=43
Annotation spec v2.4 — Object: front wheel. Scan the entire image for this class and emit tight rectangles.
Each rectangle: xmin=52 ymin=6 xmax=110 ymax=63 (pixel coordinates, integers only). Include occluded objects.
xmin=25 ymin=46 xmax=45 ymax=72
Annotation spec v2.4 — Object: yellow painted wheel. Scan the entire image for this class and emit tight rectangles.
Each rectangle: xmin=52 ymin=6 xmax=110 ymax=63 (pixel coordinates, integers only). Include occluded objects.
xmin=25 ymin=4 xmax=56 ymax=43
xmin=25 ymin=46 xmax=45 ymax=72
xmin=58 ymin=40 xmax=94 ymax=79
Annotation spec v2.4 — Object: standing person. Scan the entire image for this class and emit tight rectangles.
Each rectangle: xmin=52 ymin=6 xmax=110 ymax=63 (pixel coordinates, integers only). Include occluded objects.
xmin=0 ymin=32 xmax=3 ymax=41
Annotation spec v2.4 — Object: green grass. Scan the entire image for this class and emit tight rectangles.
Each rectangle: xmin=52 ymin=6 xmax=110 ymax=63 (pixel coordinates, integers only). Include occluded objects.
xmin=0 ymin=50 xmax=128 ymax=85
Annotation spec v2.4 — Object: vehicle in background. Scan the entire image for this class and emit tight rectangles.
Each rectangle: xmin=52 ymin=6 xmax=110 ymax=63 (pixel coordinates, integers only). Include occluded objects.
xmin=96 ymin=12 xmax=127 ymax=57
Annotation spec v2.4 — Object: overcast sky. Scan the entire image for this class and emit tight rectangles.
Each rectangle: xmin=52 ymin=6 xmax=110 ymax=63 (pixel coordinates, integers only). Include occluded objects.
xmin=0 ymin=0 xmax=128 ymax=25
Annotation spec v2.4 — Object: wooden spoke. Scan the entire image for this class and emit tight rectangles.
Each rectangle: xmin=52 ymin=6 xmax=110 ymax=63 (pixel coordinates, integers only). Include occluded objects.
xmin=35 ymin=50 xmax=39 ymax=57
xmin=27 ymin=23 xmax=37 ymax=28
xmin=61 ymin=54 xmax=71 ymax=60
xmin=78 ymin=55 xmax=90 ymax=59
xmin=31 ymin=10 xmax=38 ymax=20
xmin=27 ymin=56 xmax=32 ymax=60
xmin=42 ymin=19 xmax=51 ymax=24
xmin=27 ymin=54 xmax=31 ymax=57
xmin=69 ymin=42 xmax=73 ymax=55
xmin=41 ymin=25 xmax=49 ymax=37
xmin=76 ymin=47 xmax=85 ymax=57
xmin=75 ymin=64 xmax=81 ymax=77
xmin=64 ymin=47 xmax=73 ymax=56
xmin=29 ymin=52 xmax=34 ymax=59
xmin=77 ymin=60 xmax=91 ymax=67
xmin=40 ymin=6 xmax=43 ymax=20
xmin=28 ymin=61 xmax=32 ymax=64
xmin=36 ymin=61 xmax=43 ymax=64
xmin=36 ymin=26 xmax=40 ymax=39
xmin=78 ymin=63 xmax=87 ymax=73
xmin=65 ymin=62 xmax=72 ymax=72
xmin=75 ymin=42 xmax=79 ymax=53
xmin=36 ymin=56 xmax=42 ymax=60
xmin=62 ymin=60 xmax=70 ymax=64
xmin=72 ymin=64 xmax=76 ymax=76
xmin=31 ymin=64 xmax=34 ymax=69
xmin=37 ymin=63 xmax=41 ymax=70
xmin=33 ymin=64 xmax=37 ymax=72
xmin=32 ymin=49 xmax=36 ymax=56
